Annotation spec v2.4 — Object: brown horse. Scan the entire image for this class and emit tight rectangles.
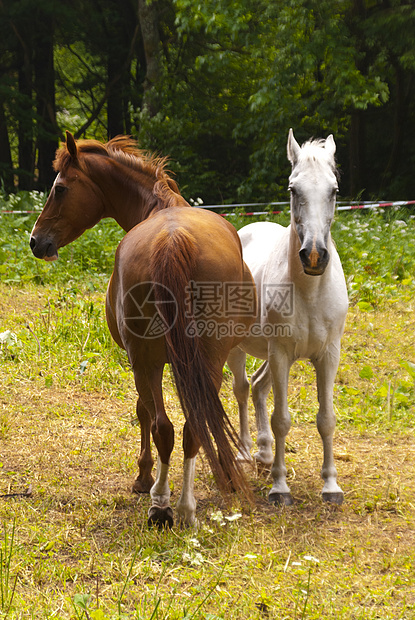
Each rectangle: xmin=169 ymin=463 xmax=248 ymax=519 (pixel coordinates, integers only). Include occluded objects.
xmin=30 ymin=132 xmax=256 ymax=527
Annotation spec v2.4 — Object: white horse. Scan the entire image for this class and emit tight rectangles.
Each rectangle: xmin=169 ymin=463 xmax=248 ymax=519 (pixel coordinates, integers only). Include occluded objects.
xmin=227 ymin=129 xmax=348 ymax=506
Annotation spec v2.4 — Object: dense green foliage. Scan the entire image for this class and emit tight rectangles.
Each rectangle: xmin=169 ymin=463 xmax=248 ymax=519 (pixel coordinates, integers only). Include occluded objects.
xmin=1 ymin=0 xmax=415 ymax=202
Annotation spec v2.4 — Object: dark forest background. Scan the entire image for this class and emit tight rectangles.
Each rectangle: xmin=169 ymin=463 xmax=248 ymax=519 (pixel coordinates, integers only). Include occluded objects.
xmin=0 ymin=0 xmax=414 ymax=204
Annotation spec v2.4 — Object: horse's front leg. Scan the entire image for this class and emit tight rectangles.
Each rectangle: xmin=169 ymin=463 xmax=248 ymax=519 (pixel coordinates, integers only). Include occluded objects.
xmin=251 ymin=361 xmax=274 ymax=466
xmin=132 ymin=398 xmax=154 ymax=494
xmin=227 ymin=347 xmax=253 ymax=461
xmin=313 ymin=342 xmax=344 ymax=504
xmin=176 ymin=421 xmax=201 ymax=527
xmin=268 ymin=345 xmax=293 ymax=505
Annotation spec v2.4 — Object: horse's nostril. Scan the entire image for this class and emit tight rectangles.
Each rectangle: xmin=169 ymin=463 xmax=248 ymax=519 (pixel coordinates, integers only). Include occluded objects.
xmin=299 ymin=246 xmax=329 ymax=267
xmin=320 ymin=248 xmax=329 ymax=263
xmin=29 ymin=236 xmax=36 ymax=250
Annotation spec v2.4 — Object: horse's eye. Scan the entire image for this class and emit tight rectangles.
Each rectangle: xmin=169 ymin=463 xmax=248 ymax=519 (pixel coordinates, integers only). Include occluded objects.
xmin=55 ymin=184 xmax=66 ymax=195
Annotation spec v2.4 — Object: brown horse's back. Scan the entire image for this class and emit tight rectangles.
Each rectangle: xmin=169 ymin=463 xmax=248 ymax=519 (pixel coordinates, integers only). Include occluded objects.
xmin=106 ymin=207 xmax=255 ymax=363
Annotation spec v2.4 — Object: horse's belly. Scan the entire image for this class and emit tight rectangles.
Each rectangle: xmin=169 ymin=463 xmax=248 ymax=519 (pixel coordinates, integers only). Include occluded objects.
xmin=105 ymin=278 xmax=124 ymax=350
xmin=238 ymin=331 xmax=269 ymax=360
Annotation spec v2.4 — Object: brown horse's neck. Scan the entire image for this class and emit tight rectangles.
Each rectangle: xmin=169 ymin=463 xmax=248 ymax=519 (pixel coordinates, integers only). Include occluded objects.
xmin=87 ymin=156 xmax=188 ymax=233
xmin=94 ymin=161 xmax=156 ymax=232
xmin=106 ymin=190 xmax=157 ymax=233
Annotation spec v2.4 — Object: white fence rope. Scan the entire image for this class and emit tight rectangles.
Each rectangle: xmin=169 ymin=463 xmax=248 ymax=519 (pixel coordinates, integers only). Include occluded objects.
xmin=1 ymin=200 xmax=414 ymax=217
xmin=195 ymin=200 xmax=415 ymax=217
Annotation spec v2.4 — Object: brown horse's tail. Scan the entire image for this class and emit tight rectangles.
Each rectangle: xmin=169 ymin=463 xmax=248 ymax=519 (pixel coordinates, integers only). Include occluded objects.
xmin=149 ymin=226 xmax=250 ymax=501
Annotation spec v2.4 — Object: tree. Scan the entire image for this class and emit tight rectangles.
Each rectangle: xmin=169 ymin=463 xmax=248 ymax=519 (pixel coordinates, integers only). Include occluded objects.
xmin=351 ymin=0 xmax=415 ymax=198
xmin=0 ymin=0 xmax=61 ymax=190
xmin=152 ymin=0 xmax=414 ymax=200
xmin=136 ymin=0 xmax=264 ymax=201
xmin=138 ymin=0 xmax=162 ymax=119
xmin=0 ymin=100 xmax=13 ymax=192
xmin=0 ymin=0 xmax=414 ymax=200
xmin=33 ymin=3 xmax=58 ymax=187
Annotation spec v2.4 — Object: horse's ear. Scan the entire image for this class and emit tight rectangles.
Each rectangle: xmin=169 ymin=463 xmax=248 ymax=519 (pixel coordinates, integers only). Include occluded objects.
xmin=65 ymin=131 xmax=78 ymax=161
xmin=325 ymin=134 xmax=336 ymax=158
xmin=287 ymin=128 xmax=301 ymax=166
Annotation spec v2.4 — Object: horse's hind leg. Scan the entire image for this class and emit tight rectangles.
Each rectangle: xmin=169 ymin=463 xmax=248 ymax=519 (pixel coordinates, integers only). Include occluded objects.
xmin=149 ymin=401 xmax=175 ymax=528
xmin=132 ymin=398 xmax=154 ymax=494
xmin=313 ymin=343 xmax=344 ymax=504
xmin=149 ymin=456 xmax=174 ymax=529
xmin=251 ymin=361 xmax=274 ymax=466
xmin=176 ymin=421 xmax=201 ymax=527
xmin=134 ymin=366 xmax=175 ymax=528
xmin=227 ymin=346 xmax=253 ymax=461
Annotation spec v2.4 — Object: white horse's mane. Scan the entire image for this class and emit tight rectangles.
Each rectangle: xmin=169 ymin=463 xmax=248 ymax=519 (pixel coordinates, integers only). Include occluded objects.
xmin=298 ymin=139 xmax=339 ymax=179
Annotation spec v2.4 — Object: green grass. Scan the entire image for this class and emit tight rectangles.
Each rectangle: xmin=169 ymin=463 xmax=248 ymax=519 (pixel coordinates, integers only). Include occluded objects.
xmin=1 ymin=191 xmax=415 ymax=301
xmin=0 ymin=192 xmax=414 ymax=618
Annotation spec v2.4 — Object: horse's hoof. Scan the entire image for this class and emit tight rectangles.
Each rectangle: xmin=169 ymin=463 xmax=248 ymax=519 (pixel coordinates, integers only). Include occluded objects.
xmin=254 ymin=452 xmax=273 ymax=468
xmin=177 ymin=517 xmax=198 ymax=530
xmin=269 ymin=492 xmax=294 ymax=506
xmin=236 ymin=451 xmax=253 ymax=463
xmin=147 ymin=506 xmax=174 ymax=529
xmin=322 ymin=491 xmax=344 ymax=505
xmin=132 ymin=476 xmax=154 ymax=494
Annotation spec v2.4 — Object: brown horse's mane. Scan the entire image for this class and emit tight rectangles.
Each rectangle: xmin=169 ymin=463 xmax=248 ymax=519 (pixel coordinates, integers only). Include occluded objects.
xmin=53 ymin=135 xmax=188 ymax=209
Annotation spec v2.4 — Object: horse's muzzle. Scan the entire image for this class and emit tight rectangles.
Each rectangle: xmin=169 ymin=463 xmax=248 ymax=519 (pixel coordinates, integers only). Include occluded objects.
xmin=29 ymin=235 xmax=59 ymax=261
xmin=299 ymin=243 xmax=329 ymax=276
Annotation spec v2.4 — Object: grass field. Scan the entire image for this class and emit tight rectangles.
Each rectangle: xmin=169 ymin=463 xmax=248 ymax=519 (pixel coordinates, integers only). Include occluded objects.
xmin=0 ymin=194 xmax=414 ymax=619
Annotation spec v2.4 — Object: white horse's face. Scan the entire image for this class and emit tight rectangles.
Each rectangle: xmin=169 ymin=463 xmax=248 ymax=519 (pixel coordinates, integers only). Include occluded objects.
xmin=287 ymin=130 xmax=338 ymax=276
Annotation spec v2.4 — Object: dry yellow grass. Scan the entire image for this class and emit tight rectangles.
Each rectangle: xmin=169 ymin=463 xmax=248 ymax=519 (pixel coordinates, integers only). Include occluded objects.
xmin=0 ymin=283 xmax=414 ymax=618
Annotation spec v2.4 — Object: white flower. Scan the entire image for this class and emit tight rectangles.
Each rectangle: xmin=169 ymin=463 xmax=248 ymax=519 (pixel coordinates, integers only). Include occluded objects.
xmin=210 ymin=510 xmax=226 ymax=526
xmin=182 ymin=552 xmax=204 ymax=566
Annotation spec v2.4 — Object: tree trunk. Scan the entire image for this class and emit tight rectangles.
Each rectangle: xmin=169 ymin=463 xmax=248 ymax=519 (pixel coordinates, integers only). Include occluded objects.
xmin=106 ymin=0 xmax=138 ymax=138
xmin=138 ymin=0 xmax=161 ymax=118
xmin=349 ymin=110 xmax=365 ymax=198
xmin=34 ymin=11 xmax=58 ymax=189
xmin=107 ymin=53 xmax=126 ymax=138
xmin=17 ymin=49 xmax=35 ymax=191
xmin=0 ymin=101 xmax=14 ymax=193
xmin=381 ymin=62 xmax=408 ymax=188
